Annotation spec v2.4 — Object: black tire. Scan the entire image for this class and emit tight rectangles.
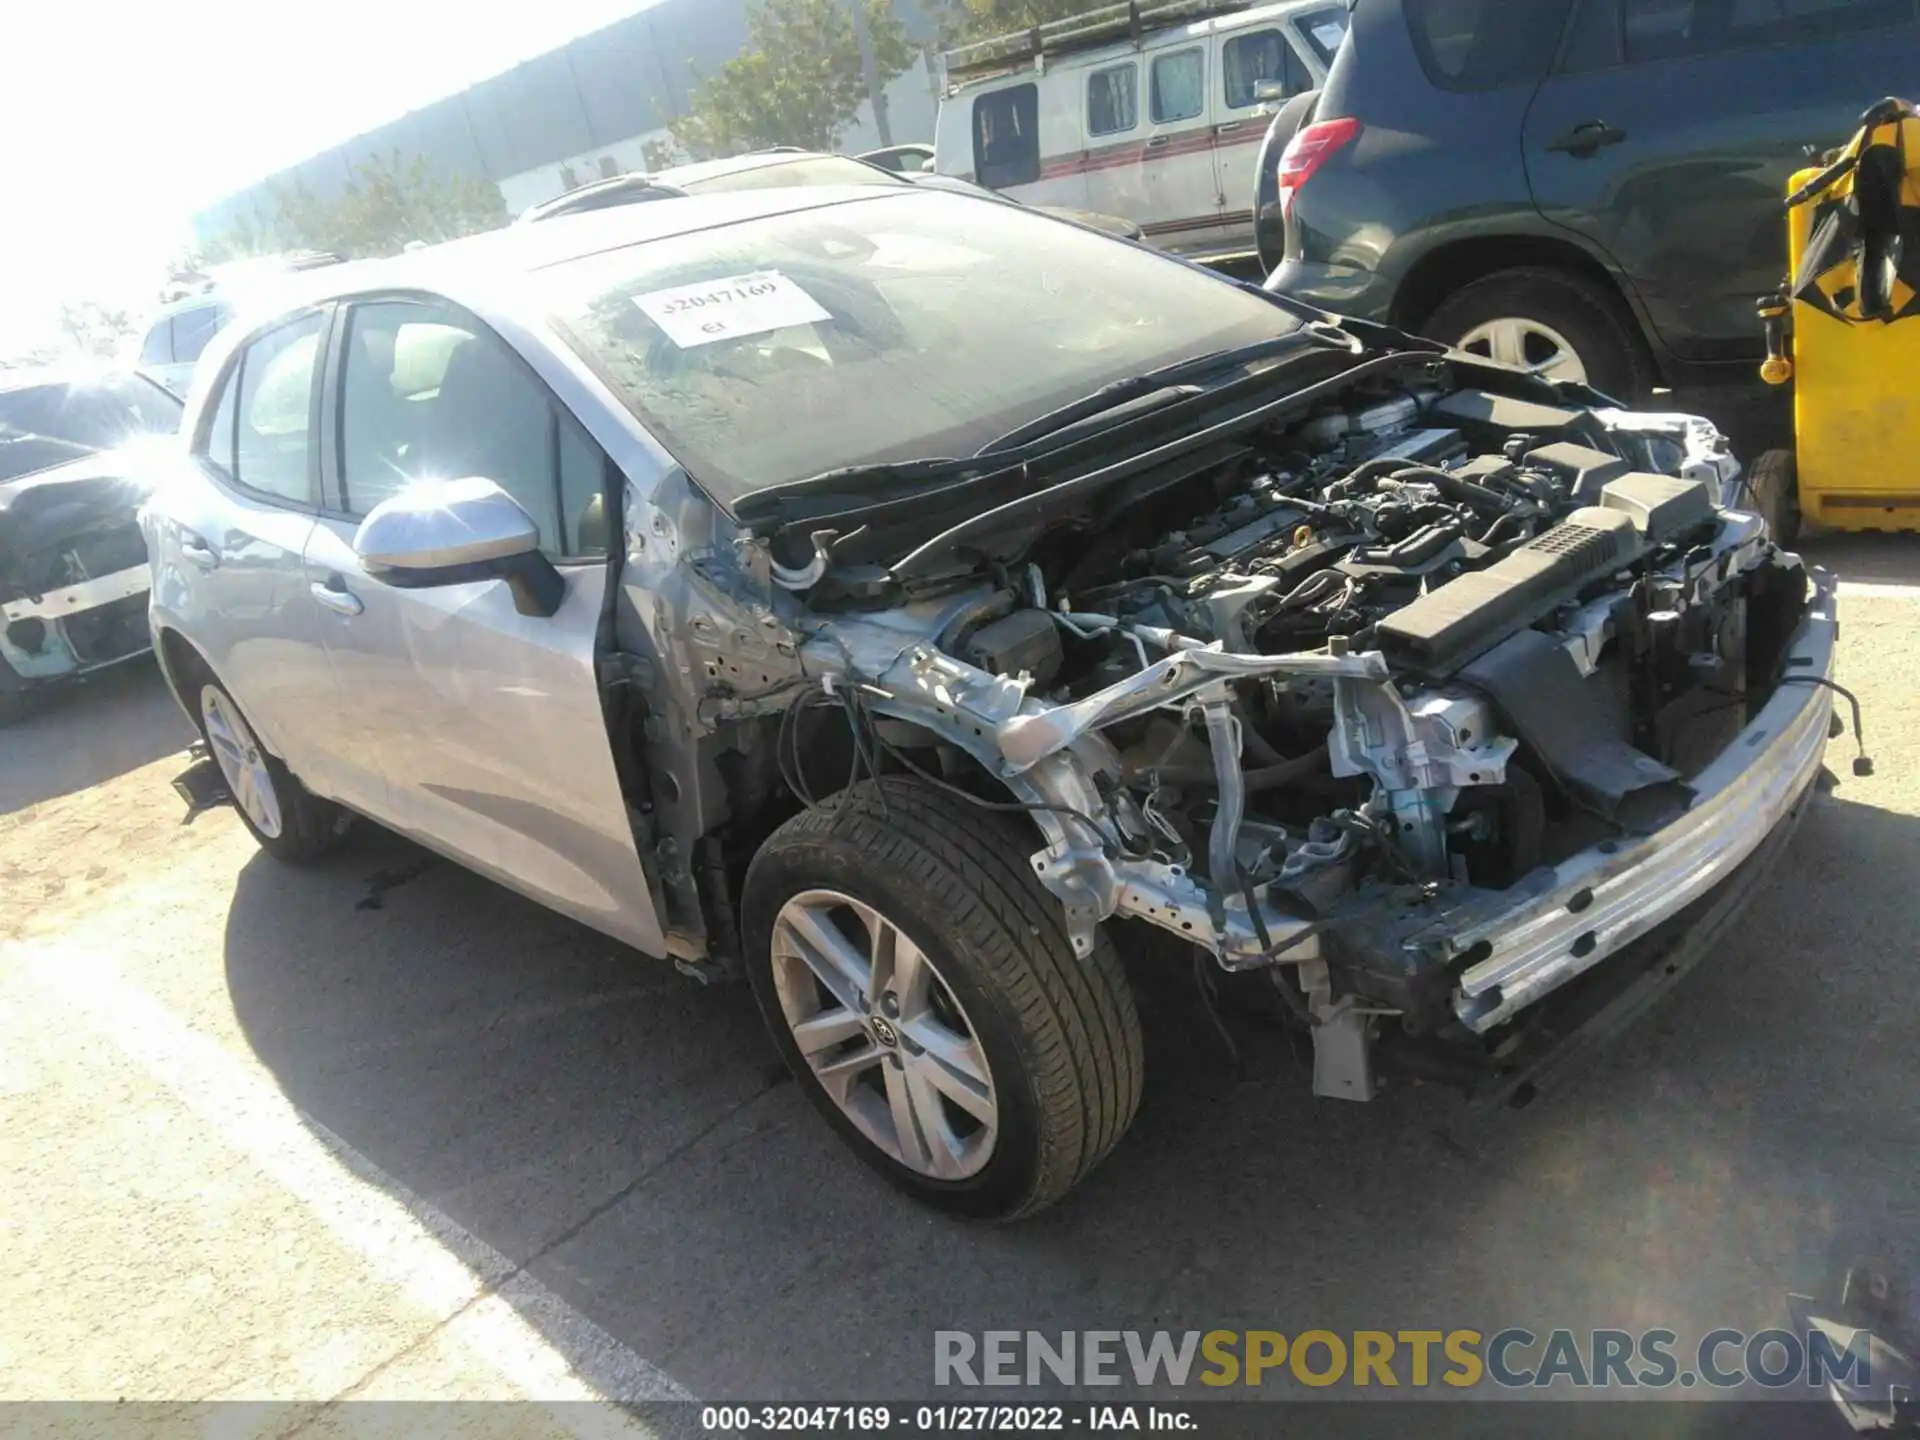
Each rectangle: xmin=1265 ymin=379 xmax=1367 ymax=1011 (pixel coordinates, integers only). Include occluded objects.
xmin=187 ymin=666 xmax=352 ymax=864
xmin=743 ymin=780 xmax=1144 ymax=1220
xmin=1253 ymin=90 xmax=1319 ymax=276
xmin=1747 ymin=447 xmax=1802 ymax=545
xmin=1420 ymin=265 xmax=1658 ymax=402
xmin=0 ymin=647 xmax=39 ymax=726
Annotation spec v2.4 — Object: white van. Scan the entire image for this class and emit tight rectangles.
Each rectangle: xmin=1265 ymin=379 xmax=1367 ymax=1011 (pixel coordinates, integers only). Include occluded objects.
xmin=933 ymin=0 xmax=1349 ymax=262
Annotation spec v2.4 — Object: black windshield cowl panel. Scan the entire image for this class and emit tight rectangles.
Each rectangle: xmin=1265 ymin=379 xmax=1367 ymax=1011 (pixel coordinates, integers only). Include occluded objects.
xmin=975 ymin=326 xmax=1360 ymax=459
xmin=890 ymin=350 xmax=1439 ymax=582
xmin=743 ymin=341 xmax=1375 ymax=567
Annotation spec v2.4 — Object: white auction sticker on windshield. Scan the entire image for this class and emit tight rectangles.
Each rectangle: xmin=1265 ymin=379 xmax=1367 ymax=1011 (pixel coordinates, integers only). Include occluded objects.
xmin=632 ymin=271 xmax=832 ymax=349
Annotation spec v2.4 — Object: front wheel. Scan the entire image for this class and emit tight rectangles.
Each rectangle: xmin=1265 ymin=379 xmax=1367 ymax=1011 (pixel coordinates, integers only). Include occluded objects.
xmin=743 ymin=780 xmax=1144 ymax=1220
xmin=195 ymin=676 xmax=352 ymax=863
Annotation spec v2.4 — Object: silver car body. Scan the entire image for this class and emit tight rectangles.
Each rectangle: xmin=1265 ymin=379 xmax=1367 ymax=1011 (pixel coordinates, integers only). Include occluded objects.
xmin=144 ymin=187 xmax=1837 ymax=1102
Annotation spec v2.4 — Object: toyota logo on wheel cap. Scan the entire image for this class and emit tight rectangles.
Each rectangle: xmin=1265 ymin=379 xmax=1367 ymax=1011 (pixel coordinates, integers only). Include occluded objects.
xmin=869 ymin=1015 xmax=900 ymax=1047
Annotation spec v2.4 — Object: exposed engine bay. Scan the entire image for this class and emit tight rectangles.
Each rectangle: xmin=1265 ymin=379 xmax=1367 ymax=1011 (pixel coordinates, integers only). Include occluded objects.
xmin=720 ymin=361 xmax=1833 ymax=1101
xmin=0 ymin=462 xmax=154 ymax=691
xmin=954 ymin=379 xmax=1802 ymax=889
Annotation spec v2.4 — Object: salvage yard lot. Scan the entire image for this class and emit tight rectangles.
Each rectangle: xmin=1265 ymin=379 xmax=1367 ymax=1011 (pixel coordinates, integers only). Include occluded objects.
xmin=3 ymin=538 xmax=1917 ymax=1415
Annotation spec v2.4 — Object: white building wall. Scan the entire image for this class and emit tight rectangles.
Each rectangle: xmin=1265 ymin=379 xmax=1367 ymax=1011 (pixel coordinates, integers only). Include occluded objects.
xmin=496 ymin=52 xmax=944 ymax=215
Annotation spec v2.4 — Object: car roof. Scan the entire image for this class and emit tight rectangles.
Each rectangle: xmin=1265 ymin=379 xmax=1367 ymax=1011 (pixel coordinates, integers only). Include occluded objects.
xmin=285 ymin=184 xmax=918 ymax=304
xmin=649 ymin=149 xmax=837 ymax=187
xmin=518 ymin=151 xmax=902 ymax=224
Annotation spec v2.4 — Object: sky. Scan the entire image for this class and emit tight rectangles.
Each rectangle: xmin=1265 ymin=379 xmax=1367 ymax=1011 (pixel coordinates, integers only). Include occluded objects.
xmin=0 ymin=0 xmax=660 ymax=358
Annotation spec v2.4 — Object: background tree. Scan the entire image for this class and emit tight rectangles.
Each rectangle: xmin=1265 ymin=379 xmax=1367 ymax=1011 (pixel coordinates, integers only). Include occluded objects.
xmin=673 ymin=0 xmax=916 ymax=156
xmin=938 ymin=0 xmax=1115 ymax=42
xmin=55 ymin=302 xmax=135 ymax=360
xmin=212 ymin=151 xmax=507 ymax=264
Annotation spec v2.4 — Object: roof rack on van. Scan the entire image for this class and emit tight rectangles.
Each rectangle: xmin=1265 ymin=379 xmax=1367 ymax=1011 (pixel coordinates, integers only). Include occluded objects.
xmin=941 ymin=0 xmax=1256 ymax=88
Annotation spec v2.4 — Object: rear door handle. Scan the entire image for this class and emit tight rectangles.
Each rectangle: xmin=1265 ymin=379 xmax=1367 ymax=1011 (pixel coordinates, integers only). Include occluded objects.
xmin=180 ymin=535 xmax=220 ymax=570
xmin=1547 ymin=121 xmax=1627 ymax=157
xmin=1147 ymin=134 xmax=1171 ymax=149
xmin=1215 ymin=121 xmax=1245 ymax=136
xmin=310 ymin=576 xmax=363 ymax=617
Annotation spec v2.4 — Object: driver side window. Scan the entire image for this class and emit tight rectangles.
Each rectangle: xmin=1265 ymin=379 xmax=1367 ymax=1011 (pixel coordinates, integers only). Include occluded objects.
xmin=335 ymin=301 xmax=608 ymax=557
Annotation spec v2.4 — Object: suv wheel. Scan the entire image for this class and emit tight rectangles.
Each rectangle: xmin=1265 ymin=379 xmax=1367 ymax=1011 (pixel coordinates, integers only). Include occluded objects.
xmin=743 ymin=780 xmax=1144 ymax=1220
xmin=194 ymin=673 xmax=352 ymax=863
xmin=1747 ymin=448 xmax=1802 ymax=545
xmin=1421 ymin=266 xmax=1657 ymax=401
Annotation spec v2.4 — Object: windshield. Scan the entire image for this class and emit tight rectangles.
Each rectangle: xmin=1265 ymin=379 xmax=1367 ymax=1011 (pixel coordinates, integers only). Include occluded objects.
xmin=0 ymin=375 xmax=182 ymax=481
xmin=545 ymin=191 xmax=1300 ymax=499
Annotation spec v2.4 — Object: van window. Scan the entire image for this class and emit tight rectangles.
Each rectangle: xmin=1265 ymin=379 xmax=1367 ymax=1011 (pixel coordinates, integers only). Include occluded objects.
xmin=1297 ymin=6 xmax=1350 ymax=66
xmin=1223 ymin=30 xmax=1305 ymax=108
xmin=1088 ymin=63 xmax=1139 ymax=137
xmin=1150 ymin=48 xmax=1206 ymax=124
xmin=1404 ymin=0 xmax=1573 ymax=90
xmin=973 ymin=84 xmax=1040 ymax=189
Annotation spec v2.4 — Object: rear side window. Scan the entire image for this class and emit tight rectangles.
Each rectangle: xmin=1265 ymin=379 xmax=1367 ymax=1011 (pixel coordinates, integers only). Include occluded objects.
xmin=204 ymin=369 xmax=238 ymax=478
xmin=230 ymin=314 xmax=325 ymax=504
xmin=973 ymin=85 xmax=1040 ymax=189
xmin=1614 ymin=0 xmax=1915 ymax=62
xmin=139 ymin=323 xmax=172 ymax=367
xmin=1088 ymin=63 xmax=1139 ymax=137
xmin=1150 ymin=48 xmax=1205 ymax=123
xmin=1223 ymin=30 xmax=1308 ymax=109
xmin=1404 ymin=0 xmax=1574 ymax=90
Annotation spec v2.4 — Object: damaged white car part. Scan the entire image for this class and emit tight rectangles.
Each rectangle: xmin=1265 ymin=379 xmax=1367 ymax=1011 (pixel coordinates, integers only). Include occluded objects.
xmin=0 ymin=373 xmax=178 ymax=719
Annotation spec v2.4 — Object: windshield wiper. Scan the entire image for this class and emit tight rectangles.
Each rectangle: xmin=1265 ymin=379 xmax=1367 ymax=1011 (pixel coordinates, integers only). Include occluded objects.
xmin=734 ymin=323 xmax=1363 ymax=528
xmin=974 ymin=322 xmax=1359 ymax=458
xmin=732 ymin=454 xmax=993 ymax=524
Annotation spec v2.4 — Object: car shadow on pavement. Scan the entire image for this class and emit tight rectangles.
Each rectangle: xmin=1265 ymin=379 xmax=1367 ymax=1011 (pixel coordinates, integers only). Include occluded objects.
xmin=220 ymin=785 xmax=1920 ymax=1409
xmin=0 ymin=659 xmax=195 ymax=815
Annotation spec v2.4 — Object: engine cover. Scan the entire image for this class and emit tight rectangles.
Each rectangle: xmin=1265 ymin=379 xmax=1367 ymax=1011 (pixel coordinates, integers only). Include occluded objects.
xmin=1376 ymin=508 xmax=1644 ymax=675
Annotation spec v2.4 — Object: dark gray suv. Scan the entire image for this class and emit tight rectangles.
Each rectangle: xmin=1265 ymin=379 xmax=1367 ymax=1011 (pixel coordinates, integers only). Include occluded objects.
xmin=1259 ymin=0 xmax=1920 ymax=400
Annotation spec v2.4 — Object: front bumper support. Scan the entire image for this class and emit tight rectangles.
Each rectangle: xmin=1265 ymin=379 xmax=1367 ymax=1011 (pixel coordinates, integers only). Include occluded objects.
xmin=1 ymin=563 xmax=150 ymax=625
xmin=1448 ymin=568 xmax=1837 ymax=1032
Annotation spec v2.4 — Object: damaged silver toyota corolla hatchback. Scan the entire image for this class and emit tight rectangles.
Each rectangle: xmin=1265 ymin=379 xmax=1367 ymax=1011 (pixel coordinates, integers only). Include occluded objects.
xmin=143 ymin=187 xmax=1845 ymax=1218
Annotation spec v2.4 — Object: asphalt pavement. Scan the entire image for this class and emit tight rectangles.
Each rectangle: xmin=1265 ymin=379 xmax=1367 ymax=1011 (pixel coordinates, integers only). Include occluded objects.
xmin=2 ymin=535 xmax=1916 ymax=1431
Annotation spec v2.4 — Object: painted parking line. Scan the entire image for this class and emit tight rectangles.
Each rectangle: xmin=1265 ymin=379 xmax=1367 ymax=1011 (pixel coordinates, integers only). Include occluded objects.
xmin=15 ymin=940 xmax=691 ymax=1424
xmin=1837 ymin=579 xmax=1920 ymax=600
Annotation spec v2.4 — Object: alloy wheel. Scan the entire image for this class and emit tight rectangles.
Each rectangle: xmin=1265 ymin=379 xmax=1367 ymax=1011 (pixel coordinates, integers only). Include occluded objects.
xmin=1456 ymin=316 xmax=1591 ymax=384
xmin=770 ymin=888 xmax=998 ymax=1180
xmin=201 ymin=687 xmax=284 ymax=839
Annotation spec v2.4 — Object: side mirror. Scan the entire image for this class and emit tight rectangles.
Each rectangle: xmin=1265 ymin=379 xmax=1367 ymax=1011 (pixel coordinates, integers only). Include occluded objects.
xmin=353 ymin=476 xmax=565 ymax=618
xmin=1253 ymin=80 xmax=1288 ymax=106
